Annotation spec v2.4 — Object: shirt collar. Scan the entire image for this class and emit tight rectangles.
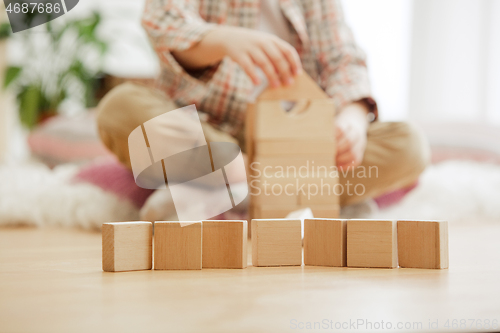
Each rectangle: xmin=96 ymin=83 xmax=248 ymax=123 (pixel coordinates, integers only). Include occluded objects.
xmin=279 ymin=0 xmax=310 ymax=47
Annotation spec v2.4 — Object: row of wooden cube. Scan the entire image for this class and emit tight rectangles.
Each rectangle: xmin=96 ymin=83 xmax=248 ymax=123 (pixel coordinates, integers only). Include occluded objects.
xmin=253 ymin=219 xmax=448 ymax=269
xmin=102 ymin=218 xmax=448 ymax=272
xmin=102 ymin=220 xmax=247 ymax=272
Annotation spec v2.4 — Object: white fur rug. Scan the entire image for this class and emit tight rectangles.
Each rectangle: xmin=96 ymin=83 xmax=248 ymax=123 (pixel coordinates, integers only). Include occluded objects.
xmin=0 ymin=163 xmax=139 ymax=230
xmin=373 ymin=160 xmax=500 ymax=224
xmin=0 ymin=160 xmax=499 ymax=229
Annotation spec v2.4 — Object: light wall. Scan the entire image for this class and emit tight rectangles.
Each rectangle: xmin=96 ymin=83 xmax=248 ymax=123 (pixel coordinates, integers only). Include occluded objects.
xmin=342 ymin=0 xmax=413 ymax=121
xmin=410 ymin=0 xmax=500 ymax=126
xmin=344 ymin=0 xmax=500 ymax=129
xmin=409 ymin=0 xmax=500 ymax=152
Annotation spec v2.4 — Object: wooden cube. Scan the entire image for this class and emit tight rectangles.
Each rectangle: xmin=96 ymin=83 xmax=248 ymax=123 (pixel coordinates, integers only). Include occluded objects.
xmin=253 ymin=205 xmax=340 ymax=220
xmin=300 ymin=192 xmax=339 ymax=205
xmin=253 ymin=155 xmax=335 ymax=173
xmin=252 ymin=179 xmax=299 ymax=206
xmin=154 ymin=221 xmax=202 ymax=270
xmin=254 ymin=99 xmax=335 ymax=141
xmin=304 ymin=219 xmax=347 ymax=267
xmin=256 ymin=140 xmax=335 ymax=156
xmin=251 ymin=205 xmax=297 ymax=219
xmin=251 ymin=219 xmax=302 ymax=266
xmin=308 ymin=205 xmax=340 ymax=219
xmin=202 ymin=220 xmax=247 ymax=269
xmin=347 ymin=220 xmax=398 ymax=268
xmin=253 ymin=194 xmax=299 ymax=206
xmin=397 ymin=220 xmax=449 ymax=269
xmin=102 ymin=222 xmax=152 ymax=272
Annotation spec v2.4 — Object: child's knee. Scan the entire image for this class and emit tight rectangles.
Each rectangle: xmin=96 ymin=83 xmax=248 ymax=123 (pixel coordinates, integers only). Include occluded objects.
xmin=96 ymin=83 xmax=142 ymax=132
xmin=96 ymin=83 xmax=148 ymax=168
xmin=395 ymin=122 xmax=431 ymax=176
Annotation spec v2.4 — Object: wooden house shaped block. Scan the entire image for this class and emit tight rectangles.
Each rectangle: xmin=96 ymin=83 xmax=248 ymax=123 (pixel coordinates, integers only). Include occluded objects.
xmin=246 ymin=72 xmax=340 ymax=220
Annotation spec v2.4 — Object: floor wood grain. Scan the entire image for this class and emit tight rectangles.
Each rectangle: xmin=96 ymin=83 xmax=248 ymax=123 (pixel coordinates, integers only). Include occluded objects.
xmin=1 ymin=225 xmax=499 ymax=333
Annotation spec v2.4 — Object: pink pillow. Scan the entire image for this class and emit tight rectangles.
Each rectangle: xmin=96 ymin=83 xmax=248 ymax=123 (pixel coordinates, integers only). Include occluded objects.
xmin=72 ymin=156 xmax=154 ymax=208
xmin=28 ymin=112 xmax=112 ymax=167
xmin=373 ymin=182 xmax=418 ymax=209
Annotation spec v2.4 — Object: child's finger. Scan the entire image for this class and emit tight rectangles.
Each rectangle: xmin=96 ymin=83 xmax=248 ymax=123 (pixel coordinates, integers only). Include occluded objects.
xmin=276 ymin=41 xmax=302 ymax=76
xmin=250 ymin=49 xmax=281 ymax=88
xmin=236 ymin=54 xmax=259 ymax=85
xmin=337 ymin=150 xmax=355 ymax=165
xmin=336 ymin=133 xmax=351 ymax=154
xmin=338 ymin=162 xmax=357 ymax=171
xmin=263 ymin=42 xmax=293 ymax=85
xmin=336 ymin=126 xmax=344 ymax=140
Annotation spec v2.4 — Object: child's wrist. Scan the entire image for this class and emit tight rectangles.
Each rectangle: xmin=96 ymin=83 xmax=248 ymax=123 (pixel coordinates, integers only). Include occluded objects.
xmin=338 ymin=102 xmax=370 ymax=130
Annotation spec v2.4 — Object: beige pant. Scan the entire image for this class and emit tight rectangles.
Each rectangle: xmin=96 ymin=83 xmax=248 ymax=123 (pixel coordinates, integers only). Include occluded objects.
xmin=96 ymin=83 xmax=430 ymax=207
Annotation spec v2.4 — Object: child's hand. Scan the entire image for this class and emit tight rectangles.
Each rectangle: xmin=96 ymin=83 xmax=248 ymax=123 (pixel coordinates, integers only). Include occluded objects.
xmin=172 ymin=26 xmax=302 ymax=88
xmin=335 ymin=102 xmax=370 ymax=170
xmin=211 ymin=26 xmax=302 ymax=87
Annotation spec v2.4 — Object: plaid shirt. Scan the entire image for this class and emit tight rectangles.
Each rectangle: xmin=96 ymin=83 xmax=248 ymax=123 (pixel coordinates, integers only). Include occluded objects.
xmin=142 ymin=0 xmax=376 ymax=135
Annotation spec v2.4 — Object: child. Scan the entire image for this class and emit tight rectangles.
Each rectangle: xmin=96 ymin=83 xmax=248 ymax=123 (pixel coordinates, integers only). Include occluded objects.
xmin=96 ymin=0 xmax=429 ymax=216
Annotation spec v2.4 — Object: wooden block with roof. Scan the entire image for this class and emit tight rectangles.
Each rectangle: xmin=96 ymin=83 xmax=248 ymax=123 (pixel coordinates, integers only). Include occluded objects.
xmin=246 ymin=72 xmax=339 ymax=220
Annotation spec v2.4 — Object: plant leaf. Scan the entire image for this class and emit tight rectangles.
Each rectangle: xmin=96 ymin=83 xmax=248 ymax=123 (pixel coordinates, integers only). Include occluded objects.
xmin=18 ymin=85 xmax=42 ymax=129
xmin=4 ymin=66 xmax=22 ymax=88
xmin=0 ymin=22 xmax=12 ymax=39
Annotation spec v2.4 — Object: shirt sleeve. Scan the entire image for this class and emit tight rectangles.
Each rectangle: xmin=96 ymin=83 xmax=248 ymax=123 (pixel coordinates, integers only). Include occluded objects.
xmin=314 ymin=0 xmax=378 ymax=120
xmin=141 ymin=0 xmax=219 ymax=83
xmin=140 ymin=0 xmax=251 ymax=134
xmin=142 ymin=0 xmax=215 ymax=52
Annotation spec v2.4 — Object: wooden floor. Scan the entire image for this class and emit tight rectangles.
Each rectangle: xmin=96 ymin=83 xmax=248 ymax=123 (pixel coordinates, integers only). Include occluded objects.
xmin=1 ymin=225 xmax=499 ymax=333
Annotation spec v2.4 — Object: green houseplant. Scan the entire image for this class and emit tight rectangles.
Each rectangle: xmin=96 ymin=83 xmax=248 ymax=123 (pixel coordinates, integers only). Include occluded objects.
xmin=0 ymin=22 xmax=11 ymax=39
xmin=4 ymin=11 xmax=108 ymax=129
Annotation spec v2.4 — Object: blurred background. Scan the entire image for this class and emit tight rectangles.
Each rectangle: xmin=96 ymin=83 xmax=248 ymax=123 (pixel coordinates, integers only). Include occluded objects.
xmin=1 ymin=0 xmax=499 ymax=161
xmin=0 ymin=0 xmax=499 ymax=228
xmin=343 ymin=0 xmax=500 ymax=157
